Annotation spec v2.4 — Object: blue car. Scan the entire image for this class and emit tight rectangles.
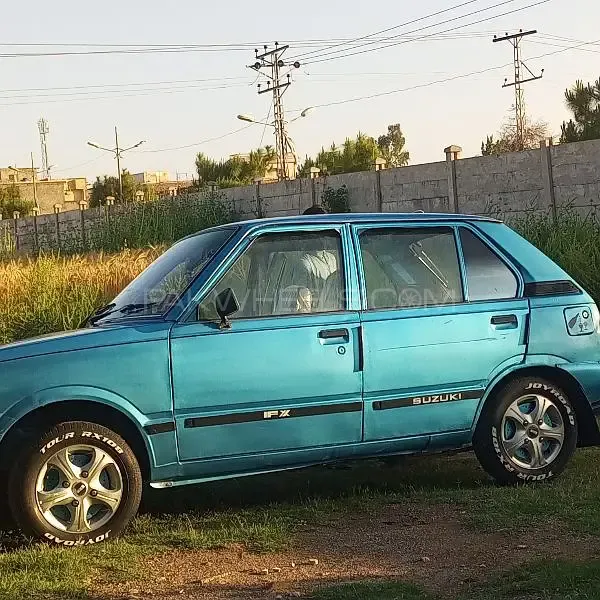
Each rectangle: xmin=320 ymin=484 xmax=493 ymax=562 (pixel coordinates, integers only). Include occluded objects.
xmin=1 ymin=213 xmax=599 ymax=546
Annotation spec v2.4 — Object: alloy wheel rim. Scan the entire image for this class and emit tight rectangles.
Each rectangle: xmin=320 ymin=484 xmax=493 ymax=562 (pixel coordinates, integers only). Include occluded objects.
xmin=500 ymin=394 xmax=565 ymax=470
xmin=35 ymin=444 xmax=123 ymax=534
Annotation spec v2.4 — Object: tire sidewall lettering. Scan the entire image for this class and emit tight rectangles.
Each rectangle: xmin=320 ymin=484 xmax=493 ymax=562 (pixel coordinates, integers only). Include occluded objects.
xmin=81 ymin=431 xmax=124 ymax=454
xmin=40 ymin=431 xmax=124 ymax=455
xmin=40 ymin=432 xmax=75 ymax=454
xmin=44 ymin=531 xmax=111 ymax=546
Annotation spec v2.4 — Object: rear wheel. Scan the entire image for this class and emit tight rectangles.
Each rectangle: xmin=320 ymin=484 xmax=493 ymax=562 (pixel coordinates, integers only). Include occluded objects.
xmin=473 ymin=377 xmax=578 ymax=484
xmin=8 ymin=421 xmax=142 ymax=546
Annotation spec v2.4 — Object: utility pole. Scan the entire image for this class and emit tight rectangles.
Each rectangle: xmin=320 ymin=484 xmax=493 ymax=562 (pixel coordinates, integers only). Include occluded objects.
xmin=250 ymin=43 xmax=301 ymax=181
xmin=31 ymin=152 xmax=38 ymax=210
xmin=493 ymin=29 xmax=544 ymax=151
xmin=87 ymin=127 xmax=145 ymax=203
xmin=38 ymin=118 xmax=51 ymax=180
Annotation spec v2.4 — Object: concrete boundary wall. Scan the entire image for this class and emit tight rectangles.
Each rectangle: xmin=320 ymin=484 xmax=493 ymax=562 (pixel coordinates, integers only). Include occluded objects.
xmin=2 ymin=138 xmax=599 ymax=254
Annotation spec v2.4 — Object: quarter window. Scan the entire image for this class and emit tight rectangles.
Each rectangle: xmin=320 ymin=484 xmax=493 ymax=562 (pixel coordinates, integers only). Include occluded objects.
xmin=359 ymin=227 xmax=463 ymax=309
xmin=459 ymin=228 xmax=518 ymax=301
xmin=196 ymin=230 xmax=345 ymax=320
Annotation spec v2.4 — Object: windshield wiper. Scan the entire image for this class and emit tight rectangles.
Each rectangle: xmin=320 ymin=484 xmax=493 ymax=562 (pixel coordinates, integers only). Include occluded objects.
xmin=86 ymin=303 xmax=159 ymax=326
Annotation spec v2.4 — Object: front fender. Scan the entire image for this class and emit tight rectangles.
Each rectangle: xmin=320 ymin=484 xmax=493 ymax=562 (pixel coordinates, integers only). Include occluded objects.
xmin=0 ymin=385 xmax=177 ymax=472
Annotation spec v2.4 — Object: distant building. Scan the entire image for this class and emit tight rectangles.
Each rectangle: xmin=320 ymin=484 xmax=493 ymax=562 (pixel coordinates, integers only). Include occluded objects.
xmin=229 ymin=153 xmax=298 ymax=182
xmin=133 ymin=171 xmax=194 ymax=198
xmin=133 ymin=171 xmax=170 ymax=185
xmin=0 ymin=167 xmax=36 ymax=183
xmin=0 ymin=166 xmax=87 ymax=215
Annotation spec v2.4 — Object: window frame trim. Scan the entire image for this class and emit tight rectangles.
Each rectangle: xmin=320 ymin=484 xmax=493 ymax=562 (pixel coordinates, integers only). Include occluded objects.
xmin=352 ymin=222 xmax=525 ymax=314
xmin=352 ymin=223 xmax=466 ymax=313
xmin=457 ymin=224 xmax=524 ymax=303
xmin=186 ymin=224 xmax=353 ymax=324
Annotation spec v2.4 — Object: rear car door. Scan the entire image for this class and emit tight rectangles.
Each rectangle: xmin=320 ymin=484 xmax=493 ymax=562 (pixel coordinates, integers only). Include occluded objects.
xmin=170 ymin=225 xmax=363 ymax=465
xmin=355 ymin=223 xmax=529 ymax=443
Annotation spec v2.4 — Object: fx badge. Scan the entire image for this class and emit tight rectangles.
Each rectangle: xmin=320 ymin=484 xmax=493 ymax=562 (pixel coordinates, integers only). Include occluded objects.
xmin=263 ymin=410 xmax=291 ymax=419
xmin=564 ymin=306 xmax=595 ymax=336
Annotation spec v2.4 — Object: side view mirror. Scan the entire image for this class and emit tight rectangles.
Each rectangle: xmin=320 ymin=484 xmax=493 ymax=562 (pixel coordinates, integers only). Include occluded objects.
xmin=215 ymin=287 xmax=239 ymax=330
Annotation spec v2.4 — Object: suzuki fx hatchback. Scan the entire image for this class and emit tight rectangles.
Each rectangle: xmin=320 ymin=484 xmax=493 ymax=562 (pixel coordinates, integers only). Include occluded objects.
xmin=1 ymin=213 xmax=599 ymax=546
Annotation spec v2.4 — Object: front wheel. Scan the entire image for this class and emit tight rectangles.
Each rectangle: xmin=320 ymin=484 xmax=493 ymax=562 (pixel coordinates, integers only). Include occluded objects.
xmin=473 ymin=377 xmax=578 ymax=484
xmin=8 ymin=421 xmax=142 ymax=546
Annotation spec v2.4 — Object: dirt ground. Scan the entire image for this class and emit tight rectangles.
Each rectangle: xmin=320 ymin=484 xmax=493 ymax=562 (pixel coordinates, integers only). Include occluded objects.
xmin=101 ymin=503 xmax=598 ymax=600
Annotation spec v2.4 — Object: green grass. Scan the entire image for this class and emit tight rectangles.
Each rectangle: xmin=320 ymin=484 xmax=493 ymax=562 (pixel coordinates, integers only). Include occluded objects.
xmin=1 ymin=451 xmax=600 ymax=599
xmin=310 ymin=580 xmax=433 ymax=600
xmin=462 ymin=560 xmax=600 ymax=600
xmin=133 ymin=449 xmax=600 ymax=545
xmin=311 ymin=561 xmax=600 ymax=600
xmin=0 ymin=540 xmax=146 ymax=599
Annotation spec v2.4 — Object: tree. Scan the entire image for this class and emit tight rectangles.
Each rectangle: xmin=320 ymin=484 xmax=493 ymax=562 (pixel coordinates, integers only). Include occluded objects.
xmin=303 ymin=132 xmax=382 ymax=176
xmin=377 ymin=124 xmax=410 ymax=167
xmin=481 ymin=113 xmax=548 ymax=155
xmin=195 ymin=146 xmax=277 ymax=187
xmin=0 ymin=184 xmax=34 ymax=217
xmin=560 ymin=77 xmax=600 ymax=143
xmin=298 ymin=124 xmax=409 ymax=176
xmin=89 ymin=170 xmax=142 ymax=207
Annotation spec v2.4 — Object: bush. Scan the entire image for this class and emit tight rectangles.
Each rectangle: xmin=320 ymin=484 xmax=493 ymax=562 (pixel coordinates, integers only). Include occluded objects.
xmin=321 ymin=185 xmax=350 ymax=213
xmin=512 ymin=209 xmax=600 ymax=302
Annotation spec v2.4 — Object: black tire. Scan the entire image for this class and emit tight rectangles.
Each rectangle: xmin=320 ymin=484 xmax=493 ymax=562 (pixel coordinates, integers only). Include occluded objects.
xmin=473 ymin=377 xmax=578 ymax=485
xmin=8 ymin=421 xmax=142 ymax=546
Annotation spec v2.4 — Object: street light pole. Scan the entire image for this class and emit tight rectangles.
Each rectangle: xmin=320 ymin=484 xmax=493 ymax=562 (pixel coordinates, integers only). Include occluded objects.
xmin=115 ymin=127 xmax=123 ymax=203
xmin=87 ymin=128 xmax=145 ymax=203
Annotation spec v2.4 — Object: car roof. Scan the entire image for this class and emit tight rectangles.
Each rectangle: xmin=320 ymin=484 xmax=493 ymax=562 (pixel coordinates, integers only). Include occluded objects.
xmin=205 ymin=212 xmax=500 ymax=234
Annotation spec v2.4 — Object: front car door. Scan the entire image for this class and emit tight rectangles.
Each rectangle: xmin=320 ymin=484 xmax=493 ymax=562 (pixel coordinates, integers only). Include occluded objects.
xmin=354 ymin=222 xmax=529 ymax=445
xmin=170 ymin=224 xmax=363 ymax=470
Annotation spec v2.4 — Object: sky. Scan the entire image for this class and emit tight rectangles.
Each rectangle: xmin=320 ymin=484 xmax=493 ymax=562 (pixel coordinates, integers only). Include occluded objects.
xmin=0 ymin=0 xmax=597 ymax=183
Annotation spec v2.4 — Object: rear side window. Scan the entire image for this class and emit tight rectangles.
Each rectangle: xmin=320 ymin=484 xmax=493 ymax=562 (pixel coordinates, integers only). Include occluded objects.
xmin=359 ymin=227 xmax=464 ymax=309
xmin=459 ymin=228 xmax=518 ymax=301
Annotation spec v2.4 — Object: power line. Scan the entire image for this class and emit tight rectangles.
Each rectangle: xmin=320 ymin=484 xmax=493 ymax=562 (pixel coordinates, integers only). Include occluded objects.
xmin=0 ymin=76 xmax=250 ymax=95
xmin=302 ymin=0 xmax=552 ymax=65
xmin=52 ymin=155 xmax=105 ymax=175
xmin=296 ymin=0 xmax=523 ymax=64
xmin=300 ymin=35 xmax=595 ymax=111
xmin=136 ymin=125 xmax=254 ymax=154
xmin=0 ymin=82 xmax=250 ymax=106
xmin=289 ymin=0 xmax=484 ymax=61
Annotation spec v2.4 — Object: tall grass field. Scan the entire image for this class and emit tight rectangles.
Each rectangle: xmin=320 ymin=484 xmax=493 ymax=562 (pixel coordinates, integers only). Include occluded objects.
xmin=1 ymin=210 xmax=599 ymax=345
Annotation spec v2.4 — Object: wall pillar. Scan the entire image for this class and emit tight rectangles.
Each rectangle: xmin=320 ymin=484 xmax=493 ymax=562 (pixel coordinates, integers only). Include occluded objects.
xmin=372 ymin=158 xmax=387 ymax=212
xmin=254 ymin=178 xmax=263 ymax=218
xmin=444 ymin=145 xmax=462 ymax=213
xmin=79 ymin=200 xmax=88 ymax=249
xmin=54 ymin=204 xmax=61 ymax=250
xmin=540 ymin=138 xmax=557 ymax=225
xmin=309 ymin=167 xmax=321 ymax=208
xmin=32 ymin=206 xmax=39 ymax=252
xmin=13 ymin=212 xmax=20 ymax=252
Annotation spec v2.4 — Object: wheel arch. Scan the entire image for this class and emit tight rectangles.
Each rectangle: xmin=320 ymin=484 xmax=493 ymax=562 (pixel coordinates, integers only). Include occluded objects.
xmin=476 ymin=364 xmax=599 ymax=447
xmin=0 ymin=399 xmax=152 ymax=481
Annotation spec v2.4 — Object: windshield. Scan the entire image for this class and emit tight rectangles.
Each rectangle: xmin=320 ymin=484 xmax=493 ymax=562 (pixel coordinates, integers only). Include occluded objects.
xmin=95 ymin=228 xmax=236 ymax=322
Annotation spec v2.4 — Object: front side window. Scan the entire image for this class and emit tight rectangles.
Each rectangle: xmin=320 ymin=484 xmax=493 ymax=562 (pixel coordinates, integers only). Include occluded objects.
xmin=360 ymin=227 xmax=464 ymax=310
xmin=459 ymin=228 xmax=518 ymax=301
xmin=197 ymin=230 xmax=345 ymax=320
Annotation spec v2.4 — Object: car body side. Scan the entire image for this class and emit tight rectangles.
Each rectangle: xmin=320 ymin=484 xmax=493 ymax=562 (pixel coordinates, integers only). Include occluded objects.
xmin=0 ymin=214 xmax=599 ymax=487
